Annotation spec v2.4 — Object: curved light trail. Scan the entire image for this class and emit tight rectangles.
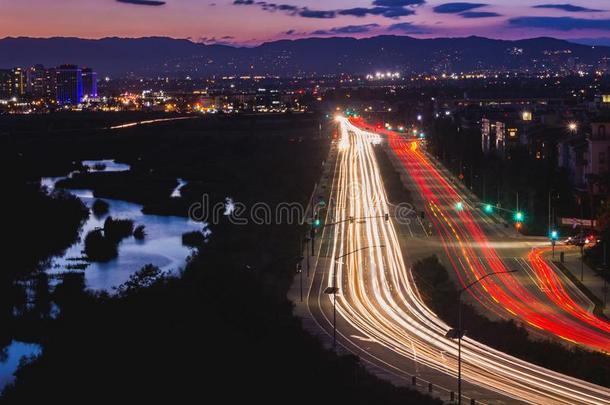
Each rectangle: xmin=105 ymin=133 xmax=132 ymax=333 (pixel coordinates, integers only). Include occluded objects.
xmin=307 ymin=117 xmax=610 ymax=404
xmin=385 ymin=125 xmax=610 ymax=351
xmin=352 ymin=117 xmax=610 ymax=351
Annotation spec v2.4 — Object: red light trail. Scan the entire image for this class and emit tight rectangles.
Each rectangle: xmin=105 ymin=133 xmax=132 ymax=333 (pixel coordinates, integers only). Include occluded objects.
xmin=351 ymin=117 xmax=610 ymax=352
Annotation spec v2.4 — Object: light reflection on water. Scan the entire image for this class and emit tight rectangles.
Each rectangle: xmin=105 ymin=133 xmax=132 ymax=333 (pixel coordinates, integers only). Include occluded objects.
xmin=171 ymin=178 xmax=187 ymax=198
xmin=1 ymin=161 xmax=200 ymax=394
xmin=0 ymin=341 xmax=42 ymax=393
xmin=42 ymin=160 xmax=200 ymax=291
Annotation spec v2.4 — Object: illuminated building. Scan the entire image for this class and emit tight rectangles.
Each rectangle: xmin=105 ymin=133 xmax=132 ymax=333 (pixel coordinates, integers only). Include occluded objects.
xmin=0 ymin=68 xmax=25 ymax=99
xmin=82 ymin=67 xmax=98 ymax=98
xmin=26 ymin=64 xmax=46 ymax=98
xmin=56 ymin=64 xmax=82 ymax=105
xmin=0 ymin=69 xmax=11 ymax=98
xmin=12 ymin=68 xmax=25 ymax=97
xmin=586 ymin=121 xmax=610 ymax=194
xmin=44 ymin=68 xmax=57 ymax=102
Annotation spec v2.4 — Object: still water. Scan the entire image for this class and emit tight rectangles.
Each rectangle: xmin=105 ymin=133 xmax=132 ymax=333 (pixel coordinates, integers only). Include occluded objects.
xmin=0 ymin=160 xmax=203 ymax=394
xmin=42 ymin=160 xmax=202 ymax=291
xmin=0 ymin=341 xmax=42 ymax=392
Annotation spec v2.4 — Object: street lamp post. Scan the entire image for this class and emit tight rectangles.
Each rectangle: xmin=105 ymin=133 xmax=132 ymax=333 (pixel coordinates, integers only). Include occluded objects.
xmin=581 ymin=243 xmax=585 ymax=282
xmin=323 ymin=286 xmax=340 ymax=348
xmin=446 ymin=269 xmax=518 ymax=404
xmin=305 ymin=237 xmax=311 ymax=277
xmin=602 ymin=239 xmax=608 ymax=307
xmin=297 ymin=259 xmax=303 ymax=302
xmin=579 ymin=197 xmax=585 ymax=282
xmin=327 ymin=244 xmax=386 ymax=349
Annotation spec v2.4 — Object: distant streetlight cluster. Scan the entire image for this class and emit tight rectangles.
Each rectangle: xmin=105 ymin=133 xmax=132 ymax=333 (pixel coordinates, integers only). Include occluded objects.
xmin=366 ymin=72 xmax=401 ymax=81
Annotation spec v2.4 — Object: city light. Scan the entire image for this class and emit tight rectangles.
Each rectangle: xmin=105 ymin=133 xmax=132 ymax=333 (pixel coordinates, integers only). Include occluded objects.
xmin=367 ymin=72 xmax=401 ymax=80
xmin=9 ymin=10 xmax=610 ymax=405
xmin=568 ymin=122 xmax=578 ymax=133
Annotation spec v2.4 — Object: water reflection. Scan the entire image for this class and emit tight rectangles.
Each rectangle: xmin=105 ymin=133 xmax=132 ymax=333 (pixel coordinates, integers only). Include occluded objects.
xmin=171 ymin=178 xmax=187 ymax=198
xmin=42 ymin=160 xmax=201 ymax=291
xmin=82 ymin=159 xmax=130 ymax=172
xmin=0 ymin=341 xmax=42 ymax=392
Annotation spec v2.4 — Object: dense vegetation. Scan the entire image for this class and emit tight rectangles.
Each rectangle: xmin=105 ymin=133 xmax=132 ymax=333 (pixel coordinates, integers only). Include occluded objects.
xmin=0 ymin=182 xmax=89 ymax=347
xmin=427 ymin=116 xmax=576 ymax=235
xmin=91 ymin=199 xmax=109 ymax=217
xmin=412 ymin=256 xmax=610 ymax=387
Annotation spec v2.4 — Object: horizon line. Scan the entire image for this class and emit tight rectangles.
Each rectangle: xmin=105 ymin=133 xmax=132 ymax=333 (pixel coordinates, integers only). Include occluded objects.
xmin=1 ymin=34 xmax=610 ymax=48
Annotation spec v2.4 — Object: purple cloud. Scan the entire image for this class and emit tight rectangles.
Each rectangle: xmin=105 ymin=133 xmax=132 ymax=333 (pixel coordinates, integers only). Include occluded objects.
xmin=533 ymin=4 xmax=603 ymax=13
xmin=387 ymin=22 xmax=430 ymax=33
xmin=372 ymin=0 xmax=425 ymax=5
xmin=233 ymin=1 xmax=422 ymax=20
xmin=338 ymin=7 xmax=415 ymax=18
xmin=313 ymin=23 xmax=381 ymax=35
xmin=433 ymin=3 xmax=486 ymax=14
xmin=509 ymin=16 xmax=610 ymax=31
xmin=460 ymin=11 xmax=501 ymax=18
xmin=116 ymin=0 xmax=165 ymax=5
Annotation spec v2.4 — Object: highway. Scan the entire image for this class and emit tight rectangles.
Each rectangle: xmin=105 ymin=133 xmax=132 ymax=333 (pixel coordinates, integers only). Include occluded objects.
xmin=300 ymin=117 xmax=610 ymax=404
xmin=381 ymin=123 xmax=610 ymax=352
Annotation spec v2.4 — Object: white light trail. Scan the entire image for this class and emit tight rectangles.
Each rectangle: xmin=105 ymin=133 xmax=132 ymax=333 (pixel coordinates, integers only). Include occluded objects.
xmin=320 ymin=118 xmax=610 ymax=404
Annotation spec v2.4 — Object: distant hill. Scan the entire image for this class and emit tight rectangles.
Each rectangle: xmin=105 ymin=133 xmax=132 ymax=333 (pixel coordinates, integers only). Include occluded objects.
xmin=568 ymin=38 xmax=610 ymax=47
xmin=0 ymin=35 xmax=608 ymax=77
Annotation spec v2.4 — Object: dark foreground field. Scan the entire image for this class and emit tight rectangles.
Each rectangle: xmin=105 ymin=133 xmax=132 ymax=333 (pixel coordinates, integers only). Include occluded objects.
xmin=0 ymin=113 xmax=439 ymax=404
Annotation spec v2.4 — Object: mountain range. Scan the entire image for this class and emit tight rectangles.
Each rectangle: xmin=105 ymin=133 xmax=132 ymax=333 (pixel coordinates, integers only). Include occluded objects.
xmin=1 ymin=35 xmax=608 ymax=77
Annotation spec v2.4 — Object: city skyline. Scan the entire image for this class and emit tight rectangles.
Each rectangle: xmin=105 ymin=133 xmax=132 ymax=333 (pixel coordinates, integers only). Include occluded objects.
xmin=2 ymin=1 xmax=610 ymax=45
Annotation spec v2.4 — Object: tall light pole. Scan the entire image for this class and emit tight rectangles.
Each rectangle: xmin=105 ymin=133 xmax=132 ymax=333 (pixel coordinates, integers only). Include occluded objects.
xmin=602 ymin=239 xmax=608 ymax=307
xmin=323 ymin=286 xmax=340 ymax=348
xmin=580 ymin=198 xmax=585 ymax=282
xmin=446 ymin=269 xmax=518 ymax=404
xmin=296 ymin=256 xmax=304 ymax=302
xmin=548 ymin=190 xmax=552 ymax=239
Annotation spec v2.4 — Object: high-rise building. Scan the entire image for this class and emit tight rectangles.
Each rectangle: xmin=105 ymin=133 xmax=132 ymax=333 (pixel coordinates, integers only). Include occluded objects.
xmin=12 ymin=68 xmax=25 ymax=97
xmin=44 ymin=67 xmax=57 ymax=103
xmin=81 ymin=67 xmax=97 ymax=99
xmin=0 ymin=68 xmax=25 ymax=99
xmin=0 ymin=69 xmax=11 ymax=98
xmin=56 ymin=64 xmax=82 ymax=105
xmin=26 ymin=64 xmax=46 ymax=98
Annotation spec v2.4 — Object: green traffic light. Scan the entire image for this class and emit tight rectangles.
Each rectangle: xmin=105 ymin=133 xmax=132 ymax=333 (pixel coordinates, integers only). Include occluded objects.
xmin=550 ymin=230 xmax=559 ymax=240
xmin=455 ymin=202 xmax=464 ymax=211
xmin=514 ymin=212 xmax=524 ymax=222
xmin=484 ymin=204 xmax=493 ymax=213
xmin=313 ymin=219 xmax=321 ymax=228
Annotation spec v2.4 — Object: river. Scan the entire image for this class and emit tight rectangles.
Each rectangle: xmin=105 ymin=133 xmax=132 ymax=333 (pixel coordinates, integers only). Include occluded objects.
xmin=41 ymin=159 xmax=203 ymax=291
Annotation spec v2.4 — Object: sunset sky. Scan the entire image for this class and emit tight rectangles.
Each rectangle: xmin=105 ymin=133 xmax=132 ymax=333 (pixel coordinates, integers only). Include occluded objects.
xmin=2 ymin=1 xmax=610 ymax=45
